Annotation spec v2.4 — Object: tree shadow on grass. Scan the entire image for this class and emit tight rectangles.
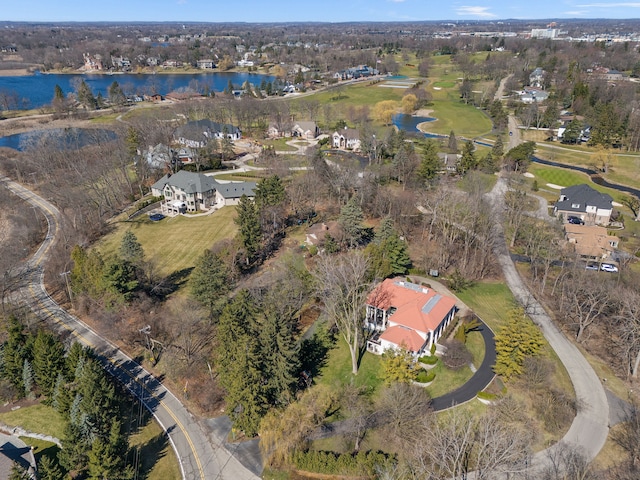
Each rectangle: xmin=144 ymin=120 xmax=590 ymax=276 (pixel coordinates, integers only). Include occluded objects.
xmin=130 ymin=432 xmax=169 ymax=480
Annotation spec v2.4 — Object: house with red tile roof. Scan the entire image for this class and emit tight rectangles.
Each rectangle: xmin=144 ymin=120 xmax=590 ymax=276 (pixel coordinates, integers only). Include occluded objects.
xmin=365 ymin=278 xmax=457 ymax=356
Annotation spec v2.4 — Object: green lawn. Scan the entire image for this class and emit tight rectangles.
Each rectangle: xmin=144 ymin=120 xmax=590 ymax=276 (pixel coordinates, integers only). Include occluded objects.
xmin=426 ymin=361 xmax=474 ymax=399
xmin=260 ymin=138 xmax=298 ymax=151
xmin=315 ymin=340 xmax=383 ymax=392
xmin=423 ymin=99 xmax=493 ymax=137
xmin=128 ymin=415 xmax=181 ymax=480
xmin=432 ymin=81 xmax=456 ymax=88
xmin=298 ymin=81 xmax=404 ymax=110
xmin=0 ymin=404 xmax=65 ymax=440
xmin=98 ymin=206 xmax=238 ymax=277
xmin=456 ymin=282 xmax=517 ymax=331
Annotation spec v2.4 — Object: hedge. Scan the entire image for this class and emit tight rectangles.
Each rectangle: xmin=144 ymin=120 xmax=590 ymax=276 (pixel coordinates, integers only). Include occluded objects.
xmin=415 ymin=370 xmax=435 ymax=383
xmin=292 ymin=450 xmax=396 ymax=477
xmin=418 ymin=355 xmax=438 ymax=365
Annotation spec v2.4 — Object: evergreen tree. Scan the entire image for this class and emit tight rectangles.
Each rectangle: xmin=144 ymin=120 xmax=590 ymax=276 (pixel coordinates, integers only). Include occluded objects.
xmin=254 ymin=175 xmax=286 ymax=208
xmin=235 ymin=195 xmax=262 ymax=259
xmin=491 ymin=135 xmax=504 ymax=160
xmin=493 ymin=307 xmax=544 ymax=379
xmin=107 ymin=81 xmax=126 ymax=106
xmin=323 ymin=233 xmax=340 ymax=254
xmin=457 ymin=140 xmax=478 ymax=174
xmin=338 ymin=196 xmax=367 ymax=248
xmin=59 ymin=421 xmax=89 ymax=474
xmin=77 ymin=80 xmax=97 ymax=109
xmin=561 ymin=119 xmax=582 ymax=144
xmin=190 ymin=249 xmax=232 ymax=319
xmin=125 ymin=127 xmax=141 ymax=158
xmin=65 ymin=342 xmax=88 ymax=381
xmin=87 ymin=420 xmax=132 ymax=480
xmin=22 ymin=359 xmax=34 ymax=399
xmin=367 ymin=218 xmax=411 ymax=278
xmin=37 ymin=454 xmax=65 ymax=480
xmin=225 ymin=79 xmax=235 ymax=94
xmin=447 ymin=130 xmax=458 ymax=153
xmin=32 ymin=330 xmax=65 ymax=401
xmin=102 ymin=258 xmax=138 ymax=303
xmin=504 ymin=141 xmax=536 ymax=172
xmin=54 ymin=84 xmax=65 ymax=101
xmin=417 ymin=139 xmax=440 ymax=182
xmin=119 ymin=231 xmax=144 ymax=265
xmin=3 ymin=316 xmax=29 ymax=393
xmin=216 ymin=291 xmax=266 ymax=436
xmin=478 ymin=152 xmax=497 ymax=174
xmin=8 ymin=464 xmax=30 ymax=480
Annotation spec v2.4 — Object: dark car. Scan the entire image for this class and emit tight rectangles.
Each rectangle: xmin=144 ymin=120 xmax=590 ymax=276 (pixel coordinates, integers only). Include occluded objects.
xmin=568 ymin=216 xmax=584 ymax=225
xmin=149 ymin=213 xmax=165 ymax=222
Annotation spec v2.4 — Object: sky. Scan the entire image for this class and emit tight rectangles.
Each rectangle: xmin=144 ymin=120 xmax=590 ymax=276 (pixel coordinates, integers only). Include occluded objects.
xmin=2 ymin=0 xmax=639 ymax=23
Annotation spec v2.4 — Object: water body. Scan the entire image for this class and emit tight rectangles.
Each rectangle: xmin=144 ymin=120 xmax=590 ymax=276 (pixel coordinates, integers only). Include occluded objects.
xmin=0 ymin=71 xmax=273 ymax=110
xmin=0 ymin=128 xmax=117 ymax=151
xmin=392 ymin=113 xmax=445 ymax=139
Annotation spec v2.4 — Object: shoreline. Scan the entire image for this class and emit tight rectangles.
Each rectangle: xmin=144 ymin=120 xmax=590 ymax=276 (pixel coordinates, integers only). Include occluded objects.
xmin=0 ymin=68 xmax=270 ymax=77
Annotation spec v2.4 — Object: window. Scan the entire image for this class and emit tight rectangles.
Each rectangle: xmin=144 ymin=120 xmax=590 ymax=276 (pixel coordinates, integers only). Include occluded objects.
xmin=572 ymin=203 xmax=580 ymax=208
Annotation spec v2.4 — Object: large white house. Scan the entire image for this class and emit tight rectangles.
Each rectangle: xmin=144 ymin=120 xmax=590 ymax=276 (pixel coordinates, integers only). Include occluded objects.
xmin=332 ymin=128 xmax=361 ymax=150
xmin=151 ymin=170 xmax=255 ymax=214
xmin=365 ymin=279 xmax=457 ymax=357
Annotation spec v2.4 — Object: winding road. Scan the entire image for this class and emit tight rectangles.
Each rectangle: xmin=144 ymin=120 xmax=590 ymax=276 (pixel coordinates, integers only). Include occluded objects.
xmin=490 ymin=119 xmax=610 ymax=471
xmin=1 ymin=175 xmax=259 ymax=480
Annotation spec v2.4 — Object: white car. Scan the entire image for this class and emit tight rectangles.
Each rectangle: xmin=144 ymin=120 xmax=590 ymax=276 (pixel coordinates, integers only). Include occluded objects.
xmin=600 ymin=263 xmax=618 ymax=273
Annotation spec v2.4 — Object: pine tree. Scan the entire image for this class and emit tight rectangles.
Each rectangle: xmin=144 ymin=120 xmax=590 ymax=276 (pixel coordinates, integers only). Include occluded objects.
xmin=254 ymin=175 xmax=286 ymax=208
xmin=53 ymin=84 xmax=65 ymax=101
xmin=339 ymin=197 xmax=366 ymax=248
xmin=119 ymin=231 xmax=144 ymax=265
xmin=417 ymin=139 xmax=440 ymax=181
xmin=216 ymin=291 xmax=266 ymax=436
xmin=37 ymin=454 xmax=65 ymax=480
xmin=32 ymin=330 xmax=65 ymax=401
xmin=457 ymin=140 xmax=478 ymax=174
xmin=87 ymin=420 xmax=132 ymax=480
xmin=8 ymin=464 xmax=30 ymax=480
xmin=491 ymin=135 xmax=504 ymax=160
xmin=22 ymin=359 xmax=34 ymax=399
xmin=3 ymin=315 xmax=28 ymax=393
xmin=235 ymin=195 xmax=262 ymax=258
xmin=493 ymin=307 xmax=544 ymax=379
xmin=190 ymin=249 xmax=232 ymax=319
xmin=448 ymin=130 xmax=458 ymax=153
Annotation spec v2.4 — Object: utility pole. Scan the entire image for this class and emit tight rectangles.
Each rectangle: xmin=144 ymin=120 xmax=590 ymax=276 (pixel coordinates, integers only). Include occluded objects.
xmin=59 ymin=271 xmax=72 ymax=307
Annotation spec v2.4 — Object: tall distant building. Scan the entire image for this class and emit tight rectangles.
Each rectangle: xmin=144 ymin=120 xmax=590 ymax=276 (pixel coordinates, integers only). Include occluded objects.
xmin=531 ymin=28 xmax=559 ymax=39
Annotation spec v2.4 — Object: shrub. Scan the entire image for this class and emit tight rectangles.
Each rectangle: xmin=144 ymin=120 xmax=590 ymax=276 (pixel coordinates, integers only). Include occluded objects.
xmin=477 ymin=390 xmax=497 ymax=401
xmin=418 ymin=355 xmax=438 ymax=365
xmin=415 ymin=370 xmax=435 ymax=383
xmin=430 ymin=343 xmax=437 ymax=355
xmin=292 ymin=450 xmax=396 ymax=476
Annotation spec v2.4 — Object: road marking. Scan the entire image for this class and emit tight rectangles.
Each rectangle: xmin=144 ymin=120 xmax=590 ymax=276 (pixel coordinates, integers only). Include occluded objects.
xmin=11 ymin=177 xmax=206 ymax=480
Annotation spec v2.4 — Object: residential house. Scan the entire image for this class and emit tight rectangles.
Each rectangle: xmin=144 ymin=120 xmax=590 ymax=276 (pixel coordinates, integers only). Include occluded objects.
xmin=332 ymin=128 xmax=361 ymax=150
xmin=143 ymin=144 xmax=176 ymax=170
xmin=151 ymin=170 xmax=255 ymax=213
xmin=554 ymin=184 xmax=613 ymax=226
xmin=334 ymin=65 xmax=380 ymax=81
xmin=437 ymin=152 xmax=461 ymax=173
xmin=292 ymin=121 xmax=319 ymax=139
xmin=564 ymin=224 xmax=619 ymax=261
xmin=174 ymin=119 xmax=241 ymax=148
xmin=365 ymin=279 xmax=457 ymax=356
xmin=197 ymin=59 xmax=215 ymax=69
xmin=529 ymin=67 xmax=545 ymax=88
xmin=519 ymin=87 xmax=550 ymax=104
xmin=111 ymin=56 xmax=131 ymax=70
xmin=83 ymin=53 xmax=103 ymax=71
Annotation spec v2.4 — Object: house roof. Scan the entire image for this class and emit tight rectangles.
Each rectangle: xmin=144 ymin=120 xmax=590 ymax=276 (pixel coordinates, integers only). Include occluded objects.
xmin=151 ymin=170 xmax=255 ymax=198
xmin=367 ymin=278 xmax=456 ymax=335
xmin=174 ymin=119 xmax=241 ymax=141
xmin=380 ymin=325 xmax=426 ymax=352
xmin=564 ymin=224 xmax=617 ymax=257
xmin=294 ymin=121 xmax=317 ymax=133
xmin=556 ymin=184 xmax=613 ymax=212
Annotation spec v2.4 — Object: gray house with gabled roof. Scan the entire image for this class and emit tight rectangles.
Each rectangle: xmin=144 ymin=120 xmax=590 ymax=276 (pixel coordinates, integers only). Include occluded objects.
xmin=151 ymin=170 xmax=255 ymax=213
xmin=554 ymin=184 xmax=613 ymax=226
xmin=174 ymin=119 xmax=241 ymax=148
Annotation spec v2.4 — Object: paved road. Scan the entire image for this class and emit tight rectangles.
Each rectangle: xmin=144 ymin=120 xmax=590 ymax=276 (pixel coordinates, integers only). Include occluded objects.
xmin=431 ymin=318 xmax=496 ymax=411
xmin=487 ymin=175 xmax=610 ymax=472
xmin=1 ymin=176 xmax=259 ymax=480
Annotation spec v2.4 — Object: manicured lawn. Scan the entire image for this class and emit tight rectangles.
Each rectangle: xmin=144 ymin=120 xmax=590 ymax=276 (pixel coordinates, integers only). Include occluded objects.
xmin=299 ymin=81 xmax=404 ymax=110
xmin=0 ymin=404 xmax=65 ymax=440
xmin=315 ymin=339 xmax=383 ymax=392
xmin=456 ymin=282 xmax=517 ymax=331
xmin=432 ymin=81 xmax=456 ymax=88
xmin=260 ymin=137 xmax=298 ymax=151
xmin=97 ymin=206 xmax=238 ymax=277
xmin=426 ymin=361 xmax=474 ymax=399
xmin=423 ymin=99 xmax=493 ymax=137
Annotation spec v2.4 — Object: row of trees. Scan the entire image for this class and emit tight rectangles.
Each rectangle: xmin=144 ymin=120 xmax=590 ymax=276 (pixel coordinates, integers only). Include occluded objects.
xmin=1 ymin=316 xmax=133 ymax=479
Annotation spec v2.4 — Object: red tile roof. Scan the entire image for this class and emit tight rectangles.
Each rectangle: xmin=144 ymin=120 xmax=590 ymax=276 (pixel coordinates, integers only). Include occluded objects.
xmin=367 ymin=278 xmax=456 ymax=335
xmin=379 ymin=325 xmax=426 ymax=352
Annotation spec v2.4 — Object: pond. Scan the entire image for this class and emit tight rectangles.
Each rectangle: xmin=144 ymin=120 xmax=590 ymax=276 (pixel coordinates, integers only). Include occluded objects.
xmin=0 ymin=127 xmax=117 ymax=151
xmin=392 ymin=113 xmax=446 ymax=139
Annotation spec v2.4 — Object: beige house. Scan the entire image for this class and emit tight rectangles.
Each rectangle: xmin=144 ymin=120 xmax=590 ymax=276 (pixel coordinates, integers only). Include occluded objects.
xmin=151 ymin=170 xmax=255 ymax=214
xmin=554 ymin=184 xmax=613 ymax=226
xmin=564 ymin=224 xmax=619 ymax=260
xmin=332 ymin=128 xmax=361 ymax=150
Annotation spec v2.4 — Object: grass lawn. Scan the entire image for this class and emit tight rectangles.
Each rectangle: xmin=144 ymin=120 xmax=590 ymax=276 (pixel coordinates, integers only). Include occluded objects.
xmin=426 ymin=361 xmax=474 ymax=399
xmin=98 ymin=206 xmax=238 ymax=277
xmin=0 ymin=404 xmax=65 ymax=440
xmin=260 ymin=138 xmax=298 ymax=151
xmin=456 ymin=282 xmax=517 ymax=331
xmin=432 ymin=81 xmax=456 ymax=88
xmin=297 ymin=81 xmax=404 ymax=111
xmin=128 ymin=415 xmax=182 ymax=480
xmin=423 ymin=100 xmax=493 ymax=137
xmin=315 ymin=339 xmax=382 ymax=392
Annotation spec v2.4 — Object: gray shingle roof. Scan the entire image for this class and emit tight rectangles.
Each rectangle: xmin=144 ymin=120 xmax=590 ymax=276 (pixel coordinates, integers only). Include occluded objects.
xmin=151 ymin=170 xmax=255 ymax=199
xmin=174 ymin=119 xmax=241 ymax=141
xmin=556 ymin=184 xmax=613 ymax=212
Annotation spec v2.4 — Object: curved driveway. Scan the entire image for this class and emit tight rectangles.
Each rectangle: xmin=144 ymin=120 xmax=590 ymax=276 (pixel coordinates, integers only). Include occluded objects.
xmin=490 ymin=120 xmax=609 ymax=471
xmin=1 ymin=176 xmax=258 ymax=480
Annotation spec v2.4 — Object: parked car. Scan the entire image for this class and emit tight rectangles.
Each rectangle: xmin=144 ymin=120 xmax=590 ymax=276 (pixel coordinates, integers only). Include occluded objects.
xmin=600 ymin=263 xmax=618 ymax=273
xmin=585 ymin=263 xmax=599 ymax=271
xmin=149 ymin=213 xmax=165 ymax=222
xmin=568 ymin=216 xmax=584 ymax=225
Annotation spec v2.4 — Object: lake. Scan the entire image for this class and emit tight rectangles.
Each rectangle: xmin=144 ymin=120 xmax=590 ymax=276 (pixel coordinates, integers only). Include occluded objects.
xmin=0 ymin=71 xmax=274 ymax=110
xmin=392 ymin=113 xmax=446 ymax=139
xmin=0 ymin=127 xmax=118 ymax=151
